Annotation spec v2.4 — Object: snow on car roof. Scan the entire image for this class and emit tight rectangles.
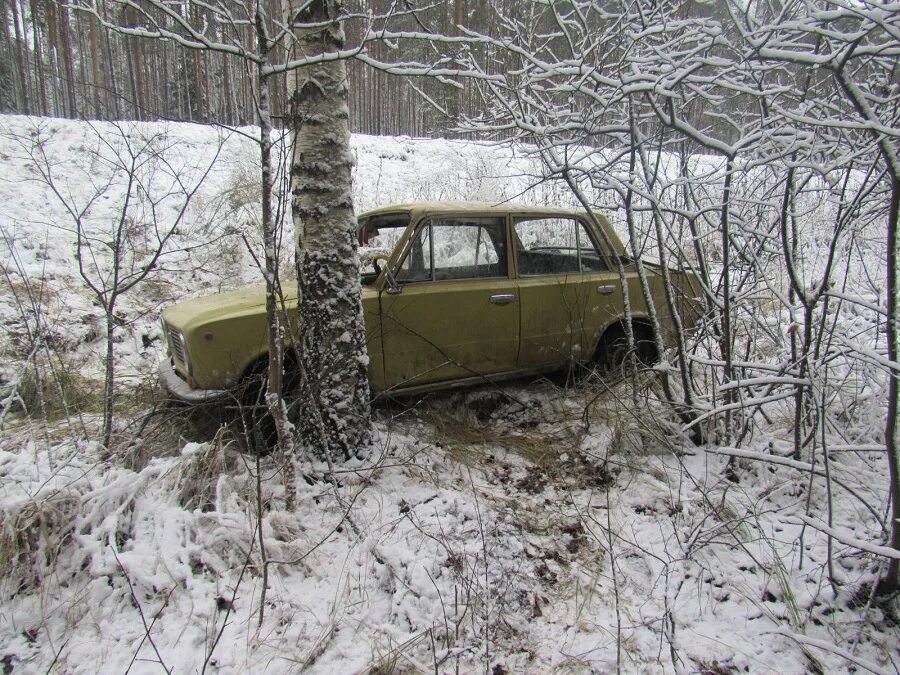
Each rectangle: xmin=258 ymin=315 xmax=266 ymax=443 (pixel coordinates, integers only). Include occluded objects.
xmin=359 ymin=200 xmax=595 ymax=219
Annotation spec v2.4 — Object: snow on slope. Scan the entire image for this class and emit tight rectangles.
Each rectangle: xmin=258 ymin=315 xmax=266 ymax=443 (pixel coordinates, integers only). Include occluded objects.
xmin=0 ymin=115 xmax=897 ymax=674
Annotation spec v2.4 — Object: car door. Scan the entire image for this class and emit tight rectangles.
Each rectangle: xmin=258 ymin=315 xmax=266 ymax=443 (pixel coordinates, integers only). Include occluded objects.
xmin=569 ymin=218 xmax=622 ymax=358
xmin=513 ymin=216 xmax=619 ymax=368
xmin=379 ymin=215 xmax=520 ymax=390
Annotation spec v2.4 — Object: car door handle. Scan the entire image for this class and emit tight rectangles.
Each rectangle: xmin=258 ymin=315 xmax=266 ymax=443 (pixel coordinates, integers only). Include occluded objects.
xmin=490 ymin=294 xmax=516 ymax=305
xmin=597 ymin=284 xmax=616 ymax=295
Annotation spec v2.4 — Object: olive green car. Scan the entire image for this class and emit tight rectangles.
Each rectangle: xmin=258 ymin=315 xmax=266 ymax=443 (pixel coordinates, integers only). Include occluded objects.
xmin=159 ymin=202 xmax=701 ymax=402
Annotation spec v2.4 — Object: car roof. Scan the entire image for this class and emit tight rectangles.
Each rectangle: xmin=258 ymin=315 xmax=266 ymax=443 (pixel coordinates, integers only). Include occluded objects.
xmin=358 ymin=201 xmax=593 ymax=220
xmin=357 ymin=201 xmax=625 ymax=257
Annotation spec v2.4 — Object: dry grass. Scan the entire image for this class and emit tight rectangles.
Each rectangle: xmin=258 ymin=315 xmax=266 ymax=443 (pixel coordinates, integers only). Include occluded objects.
xmin=3 ymin=278 xmax=56 ymax=311
xmin=0 ymin=490 xmax=79 ymax=597
xmin=12 ymin=357 xmax=100 ymax=420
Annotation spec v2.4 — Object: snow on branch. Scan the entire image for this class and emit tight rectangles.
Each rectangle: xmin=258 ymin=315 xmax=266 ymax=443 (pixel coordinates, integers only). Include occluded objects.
xmin=774 ymin=629 xmax=893 ymax=675
xmin=787 ymin=515 xmax=900 ymax=561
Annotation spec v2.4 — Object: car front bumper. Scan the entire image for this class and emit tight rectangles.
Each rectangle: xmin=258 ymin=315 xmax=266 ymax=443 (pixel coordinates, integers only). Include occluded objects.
xmin=158 ymin=359 xmax=229 ymax=403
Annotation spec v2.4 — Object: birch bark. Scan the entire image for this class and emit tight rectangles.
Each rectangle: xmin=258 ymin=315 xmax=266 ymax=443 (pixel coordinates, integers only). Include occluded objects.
xmin=285 ymin=0 xmax=371 ymax=460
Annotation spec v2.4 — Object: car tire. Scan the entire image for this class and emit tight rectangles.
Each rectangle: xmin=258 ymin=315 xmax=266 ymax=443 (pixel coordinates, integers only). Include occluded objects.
xmin=595 ymin=323 xmax=658 ymax=374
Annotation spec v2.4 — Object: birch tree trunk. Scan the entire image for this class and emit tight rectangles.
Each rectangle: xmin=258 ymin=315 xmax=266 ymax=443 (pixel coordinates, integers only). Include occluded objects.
xmin=286 ymin=0 xmax=371 ymax=461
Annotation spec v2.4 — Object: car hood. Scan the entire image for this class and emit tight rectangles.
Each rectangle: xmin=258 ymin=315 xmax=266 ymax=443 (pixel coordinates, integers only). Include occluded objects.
xmin=162 ymin=283 xmax=377 ymax=330
xmin=162 ymin=284 xmax=289 ymax=329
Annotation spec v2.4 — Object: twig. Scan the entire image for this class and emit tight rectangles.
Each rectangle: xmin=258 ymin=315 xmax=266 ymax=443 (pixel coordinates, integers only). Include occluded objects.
xmin=113 ymin=548 xmax=172 ymax=674
xmin=200 ymin=527 xmax=257 ymax=675
xmin=605 ymin=485 xmax=622 ymax=675
xmin=43 ymin=637 xmax=70 ymax=675
xmin=255 ymin=452 xmax=269 ymax=632
xmin=706 ymin=447 xmax=886 ymax=531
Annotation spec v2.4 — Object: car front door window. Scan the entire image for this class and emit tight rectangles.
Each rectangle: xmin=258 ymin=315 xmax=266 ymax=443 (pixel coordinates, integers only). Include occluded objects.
xmin=399 ymin=217 xmax=507 ymax=282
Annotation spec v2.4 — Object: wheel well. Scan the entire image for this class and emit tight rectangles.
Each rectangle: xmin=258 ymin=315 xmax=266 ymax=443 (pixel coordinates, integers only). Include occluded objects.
xmin=242 ymin=354 xmax=268 ymax=379
xmin=240 ymin=349 xmax=301 ymax=396
xmin=596 ymin=318 xmax=655 ymax=346
xmin=594 ymin=319 xmax=659 ymax=366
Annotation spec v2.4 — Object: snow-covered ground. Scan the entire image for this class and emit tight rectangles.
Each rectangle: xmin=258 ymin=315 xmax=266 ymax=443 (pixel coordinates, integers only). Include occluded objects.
xmin=0 ymin=115 xmax=896 ymax=673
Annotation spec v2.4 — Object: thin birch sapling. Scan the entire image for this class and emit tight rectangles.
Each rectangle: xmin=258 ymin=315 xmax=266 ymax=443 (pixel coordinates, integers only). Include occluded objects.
xmin=7 ymin=120 xmax=221 ymax=450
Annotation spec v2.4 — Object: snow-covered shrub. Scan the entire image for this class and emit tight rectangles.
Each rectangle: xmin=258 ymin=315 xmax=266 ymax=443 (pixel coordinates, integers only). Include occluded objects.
xmin=166 ymin=437 xmax=241 ymax=511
